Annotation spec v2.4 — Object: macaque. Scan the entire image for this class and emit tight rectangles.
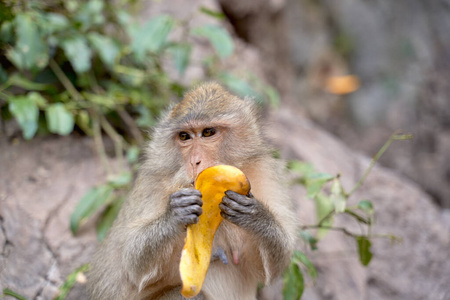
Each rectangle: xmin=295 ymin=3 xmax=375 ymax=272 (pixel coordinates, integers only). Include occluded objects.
xmin=88 ymin=82 xmax=296 ymax=299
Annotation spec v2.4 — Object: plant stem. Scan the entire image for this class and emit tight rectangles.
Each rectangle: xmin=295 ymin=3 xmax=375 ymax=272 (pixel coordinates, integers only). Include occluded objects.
xmin=92 ymin=115 xmax=112 ymax=176
xmin=117 ymin=107 xmax=144 ymax=145
xmin=301 ymin=225 xmax=358 ymax=238
xmin=318 ymin=210 xmax=335 ymax=227
xmin=3 ymin=288 xmax=28 ymax=300
xmin=99 ymin=114 xmax=127 ymax=168
xmin=49 ymin=59 xmax=83 ymax=102
xmin=301 ymin=224 xmax=401 ymax=242
xmin=348 ymin=131 xmax=413 ymax=195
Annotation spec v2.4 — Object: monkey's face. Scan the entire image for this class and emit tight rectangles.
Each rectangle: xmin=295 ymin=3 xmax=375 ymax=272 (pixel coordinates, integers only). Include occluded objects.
xmin=176 ymin=122 xmax=226 ymax=181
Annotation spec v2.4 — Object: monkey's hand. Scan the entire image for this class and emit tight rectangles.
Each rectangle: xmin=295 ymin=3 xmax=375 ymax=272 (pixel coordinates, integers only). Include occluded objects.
xmin=219 ymin=191 xmax=274 ymax=233
xmin=168 ymin=188 xmax=203 ymax=227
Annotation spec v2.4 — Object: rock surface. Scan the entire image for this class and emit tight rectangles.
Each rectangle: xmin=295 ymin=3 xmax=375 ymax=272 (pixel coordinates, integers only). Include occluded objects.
xmin=0 ymin=137 xmax=102 ymax=299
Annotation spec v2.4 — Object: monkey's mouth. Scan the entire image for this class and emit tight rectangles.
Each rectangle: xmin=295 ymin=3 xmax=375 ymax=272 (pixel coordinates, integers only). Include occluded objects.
xmin=190 ymin=180 xmax=195 ymax=186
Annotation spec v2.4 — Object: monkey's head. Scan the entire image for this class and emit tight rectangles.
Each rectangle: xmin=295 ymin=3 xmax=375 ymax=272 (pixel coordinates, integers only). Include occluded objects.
xmin=147 ymin=82 xmax=269 ymax=182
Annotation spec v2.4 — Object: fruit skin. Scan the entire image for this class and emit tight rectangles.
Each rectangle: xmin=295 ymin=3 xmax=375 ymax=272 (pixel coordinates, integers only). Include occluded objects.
xmin=179 ymin=165 xmax=250 ymax=298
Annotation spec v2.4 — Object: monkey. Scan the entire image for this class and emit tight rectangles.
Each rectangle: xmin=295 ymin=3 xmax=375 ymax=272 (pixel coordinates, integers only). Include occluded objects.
xmin=87 ymin=82 xmax=297 ymax=300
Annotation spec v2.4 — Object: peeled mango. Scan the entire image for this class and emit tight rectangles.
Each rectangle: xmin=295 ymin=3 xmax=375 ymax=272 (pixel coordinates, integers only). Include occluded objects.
xmin=179 ymin=165 xmax=250 ymax=298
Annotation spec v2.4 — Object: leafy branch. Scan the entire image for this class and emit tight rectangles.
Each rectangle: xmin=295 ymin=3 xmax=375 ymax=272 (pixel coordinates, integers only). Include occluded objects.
xmin=283 ymin=132 xmax=412 ymax=299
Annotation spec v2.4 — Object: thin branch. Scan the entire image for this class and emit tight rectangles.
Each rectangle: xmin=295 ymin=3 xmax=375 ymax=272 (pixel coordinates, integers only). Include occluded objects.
xmin=117 ymin=107 xmax=144 ymax=145
xmin=92 ymin=115 xmax=112 ymax=175
xmin=49 ymin=59 xmax=83 ymax=102
xmin=318 ymin=210 xmax=335 ymax=226
xmin=348 ymin=131 xmax=413 ymax=195
xmin=301 ymin=225 xmax=359 ymax=238
xmin=301 ymin=224 xmax=401 ymax=242
xmin=99 ymin=114 xmax=127 ymax=168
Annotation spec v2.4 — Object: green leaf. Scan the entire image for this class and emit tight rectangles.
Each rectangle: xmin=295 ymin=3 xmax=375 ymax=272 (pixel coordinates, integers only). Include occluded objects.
xmin=70 ymin=185 xmax=113 ymax=234
xmin=288 ymin=161 xmax=315 ymax=177
xmin=131 ymin=15 xmax=175 ymax=61
xmin=192 ymin=25 xmax=234 ymax=58
xmin=88 ymin=32 xmax=120 ymax=69
xmin=219 ymin=73 xmax=260 ymax=100
xmin=299 ymin=230 xmax=318 ymax=251
xmin=169 ymin=43 xmax=192 ymax=76
xmin=306 ymin=173 xmax=334 ymax=198
xmin=61 ymin=35 xmax=92 ymax=73
xmin=356 ymin=236 xmax=373 ymax=266
xmin=127 ymin=146 xmax=141 ymax=164
xmin=315 ymin=193 xmax=334 ymax=238
xmin=107 ymin=172 xmax=132 ymax=188
xmin=46 ymin=103 xmax=74 ymax=136
xmin=0 ymin=21 xmax=13 ymax=43
xmin=264 ymin=85 xmax=280 ymax=108
xmin=44 ymin=13 xmax=70 ymax=34
xmin=283 ymin=262 xmax=304 ymax=300
xmin=116 ymin=10 xmax=131 ymax=27
xmin=7 ymin=14 xmax=49 ymax=70
xmin=54 ymin=264 xmax=90 ymax=300
xmin=96 ymin=197 xmax=123 ymax=241
xmin=2 ymin=288 xmax=28 ymax=300
xmin=330 ymin=178 xmax=346 ymax=213
xmin=199 ymin=6 xmax=226 ymax=20
xmin=75 ymin=0 xmax=105 ymax=31
xmin=292 ymin=250 xmax=318 ymax=281
xmin=28 ymin=92 xmax=47 ymax=108
xmin=9 ymin=96 xmax=39 ymax=139
xmin=358 ymin=199 xmax=374 ymax=215
xmin=64 ymin=0 xmax=79 ymax=13
xmin=135 ymin=105 xmax=155 ymax=127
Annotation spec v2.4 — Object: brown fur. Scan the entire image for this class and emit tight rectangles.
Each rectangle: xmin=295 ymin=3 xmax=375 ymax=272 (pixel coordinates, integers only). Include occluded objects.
xmin=87 ymin=82 xmax=296 ymax=300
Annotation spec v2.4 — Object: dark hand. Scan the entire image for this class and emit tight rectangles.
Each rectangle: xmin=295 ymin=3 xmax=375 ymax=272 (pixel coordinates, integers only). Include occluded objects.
xmin=219 ymin=191 xmax=271 ymax=232
xmin=168 ymin=188 xmax=203 ymax=226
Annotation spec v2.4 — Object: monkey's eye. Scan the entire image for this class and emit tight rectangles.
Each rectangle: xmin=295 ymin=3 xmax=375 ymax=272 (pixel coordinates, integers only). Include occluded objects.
xmin=179 ymin=132 xmax=191 ymax=141
xmin=202 ymin=128 xmax=216 ymax=137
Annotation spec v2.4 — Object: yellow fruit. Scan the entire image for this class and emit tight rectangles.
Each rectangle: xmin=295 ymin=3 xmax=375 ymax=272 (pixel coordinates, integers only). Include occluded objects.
xmin=179 ymin=165 xmax=250 ymax=298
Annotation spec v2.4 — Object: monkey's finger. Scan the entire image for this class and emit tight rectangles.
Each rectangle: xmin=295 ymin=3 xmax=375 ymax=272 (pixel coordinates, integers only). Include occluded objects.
xmin=220 ymin=211 xmax=243 ymax=226
xmin=219 ymin=203 xmax=236 ymax=216
xmin=174 ymin=207 xmax=203 ymax=221
xmin=220 ymin=196 xmax=252 ymax=214
xmin=224 ymin=190 xmax=252 ymax=206
xmin=219 ymin=202 xmax=249 ymax=217
xmin=181 ymin=205 xmax=203 ymax=216
xmin=179 ymin=214 xmax=200 ymax=225
xmin=171 ymin=195 xmax=203 ymax=208
xmin=171 ymin=188 xmax=202 ymax=198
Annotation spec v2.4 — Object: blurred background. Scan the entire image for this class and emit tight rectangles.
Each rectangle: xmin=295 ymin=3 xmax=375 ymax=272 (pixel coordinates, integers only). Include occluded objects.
xmin=1 ymin=0 xmax=449 ymax=299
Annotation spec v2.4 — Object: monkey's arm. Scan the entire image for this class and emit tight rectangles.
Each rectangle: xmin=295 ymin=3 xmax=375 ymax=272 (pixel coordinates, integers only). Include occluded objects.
xmin=219 ymin=191 xmax=292 ymax=282
xmin=123 ymin=188 xmax=203 ymax=289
